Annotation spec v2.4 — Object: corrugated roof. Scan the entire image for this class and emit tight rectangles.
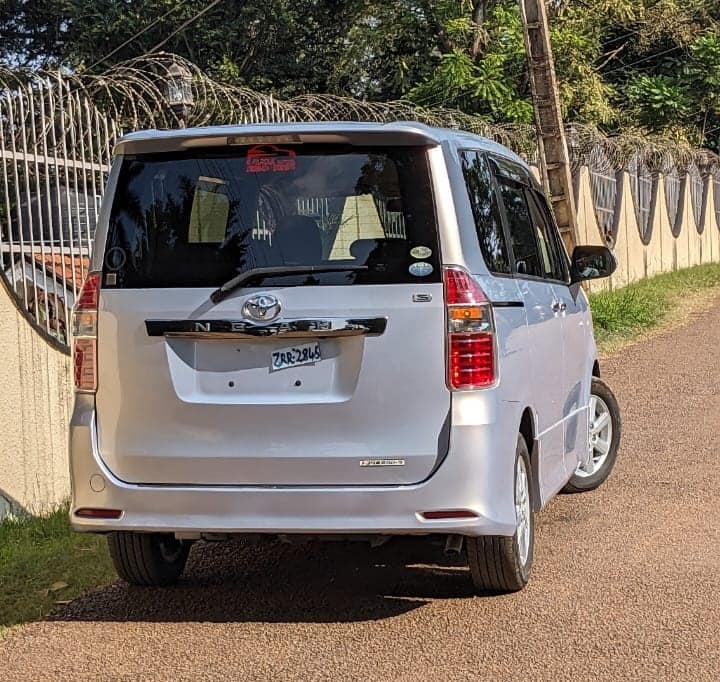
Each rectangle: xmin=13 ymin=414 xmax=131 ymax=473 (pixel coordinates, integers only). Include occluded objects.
xmin=31 ymin=253 xmax=89 ymax=292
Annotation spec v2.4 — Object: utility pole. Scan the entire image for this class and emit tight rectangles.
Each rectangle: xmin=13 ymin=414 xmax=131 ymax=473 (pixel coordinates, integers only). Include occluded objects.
xmin=519 ymin=0 xmax=578 ymax=253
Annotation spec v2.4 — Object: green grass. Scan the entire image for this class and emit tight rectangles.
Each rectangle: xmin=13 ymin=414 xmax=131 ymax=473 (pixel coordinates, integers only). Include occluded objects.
xmin=589 ymin=263 xmax=720 ymax=353
xmin=0 ymin=505 xmax=115 ymax=636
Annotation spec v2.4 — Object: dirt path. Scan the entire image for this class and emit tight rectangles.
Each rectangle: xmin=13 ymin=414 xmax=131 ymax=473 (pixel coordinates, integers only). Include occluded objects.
xmin=2 ymin=300 xmax=720 ymax=681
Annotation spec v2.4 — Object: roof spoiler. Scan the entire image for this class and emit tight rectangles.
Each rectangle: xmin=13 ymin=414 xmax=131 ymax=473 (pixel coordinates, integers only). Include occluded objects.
xmin=113 ymin=126 xmax=441 ymax=156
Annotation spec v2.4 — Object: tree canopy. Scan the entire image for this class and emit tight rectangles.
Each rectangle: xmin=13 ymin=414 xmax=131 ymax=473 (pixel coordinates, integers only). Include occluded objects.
xmin=2 ymin=0 xmax=719 ymax=150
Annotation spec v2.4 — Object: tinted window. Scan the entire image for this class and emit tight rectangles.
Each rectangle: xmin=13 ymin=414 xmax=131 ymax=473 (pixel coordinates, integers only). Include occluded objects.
xmin=533 ymin=191 xmax=570 ymax=280
xmin=103 ymin=145 xmax=440 ymax=288
xmin=527 ymin=192 xmax=567 ymax=281
xmin=497 ymin=179 xmax=543 ymax=278
xmin=489 ymin=156 xmax=531 ymax=185
xmin=460 ymin=151 xmax=511 ymax=274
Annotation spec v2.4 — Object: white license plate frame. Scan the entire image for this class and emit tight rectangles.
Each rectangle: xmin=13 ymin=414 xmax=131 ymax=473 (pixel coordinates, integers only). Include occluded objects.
xmin=271 ymin=342 xmax=322 ymax=371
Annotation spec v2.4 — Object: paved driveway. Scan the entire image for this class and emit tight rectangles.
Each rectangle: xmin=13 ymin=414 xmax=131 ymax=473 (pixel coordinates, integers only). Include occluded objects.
xmin=2 ymin=301 xmax=719 ymax=681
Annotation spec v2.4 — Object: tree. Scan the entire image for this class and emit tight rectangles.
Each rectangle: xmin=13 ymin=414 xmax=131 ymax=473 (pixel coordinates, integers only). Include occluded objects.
xmin=1 ymin=0 xmax=719 ymax=150
xmin=0 ymin=0 xmax=368 ymax=96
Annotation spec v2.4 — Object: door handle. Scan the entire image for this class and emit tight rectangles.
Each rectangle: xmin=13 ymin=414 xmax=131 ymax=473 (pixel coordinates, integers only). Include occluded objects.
xmin=551 ymin=301 xmax=567 ymax=313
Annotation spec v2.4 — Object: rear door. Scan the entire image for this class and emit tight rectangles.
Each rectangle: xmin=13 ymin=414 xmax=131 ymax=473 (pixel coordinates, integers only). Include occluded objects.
xmin=94 ymin=142 xmax=450 ymax=486
xmin=529 ymin=190 xmax=591 ymax=473
xmin=491 ymin=159 xmax=568 ymax=499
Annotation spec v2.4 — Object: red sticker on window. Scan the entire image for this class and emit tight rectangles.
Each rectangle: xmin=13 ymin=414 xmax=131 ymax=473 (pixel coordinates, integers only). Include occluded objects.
xmin=246 ymin=145 xmax=297 ymax=173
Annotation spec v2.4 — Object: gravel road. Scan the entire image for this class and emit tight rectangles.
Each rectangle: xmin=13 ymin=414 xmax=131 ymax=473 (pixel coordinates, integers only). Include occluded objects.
xmin=2 ymin=300 xmax=720 ymax=681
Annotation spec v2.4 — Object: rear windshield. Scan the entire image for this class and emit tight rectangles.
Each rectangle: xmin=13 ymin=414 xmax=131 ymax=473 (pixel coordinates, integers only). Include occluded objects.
xmin=102 ymin=144 xmax=440 ymax=288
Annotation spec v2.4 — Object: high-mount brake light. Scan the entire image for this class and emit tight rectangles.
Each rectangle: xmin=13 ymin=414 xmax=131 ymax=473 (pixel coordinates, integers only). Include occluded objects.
xmin=443 ymin=267 xmax=496 ymax=390
xmin=72 ymin=272 xmax=101 ymax=393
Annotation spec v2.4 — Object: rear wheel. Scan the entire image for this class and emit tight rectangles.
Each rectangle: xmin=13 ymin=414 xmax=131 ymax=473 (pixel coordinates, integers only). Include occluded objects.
xmin=107 ymin=532 xmax=190 ymax=586
xmin=466 ymin=435 xmax=534 ymax=594
xmin=562 ymin=377 xmax=621 ymax=493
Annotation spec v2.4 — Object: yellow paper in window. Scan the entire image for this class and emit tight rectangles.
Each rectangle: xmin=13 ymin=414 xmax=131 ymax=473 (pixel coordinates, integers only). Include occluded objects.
xmin=188 ymin=177 xmax=229 ymax=243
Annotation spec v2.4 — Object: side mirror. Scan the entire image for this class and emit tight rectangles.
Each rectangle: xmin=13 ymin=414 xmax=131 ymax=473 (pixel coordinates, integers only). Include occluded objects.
xmin=570 ymin=245 xmax=617 ymax=283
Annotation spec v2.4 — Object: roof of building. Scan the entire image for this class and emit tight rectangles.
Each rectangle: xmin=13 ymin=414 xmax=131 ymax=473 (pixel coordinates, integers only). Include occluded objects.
xmin=30 ymin=253 xmax=89 ymax=292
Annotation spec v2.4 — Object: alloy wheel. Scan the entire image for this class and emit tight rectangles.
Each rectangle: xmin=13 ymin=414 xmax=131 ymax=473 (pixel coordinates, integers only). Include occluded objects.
xmin=515 ymin=456 xmax=532 ymax=566
xmin=575 ymin=394 xmax=613 ymax=478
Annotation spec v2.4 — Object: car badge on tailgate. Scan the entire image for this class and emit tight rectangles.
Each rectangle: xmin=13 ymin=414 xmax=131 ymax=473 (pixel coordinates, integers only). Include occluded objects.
xmin=242 ymin=294 xmax=282 ymax=323
xmin=359 ymin=459 xmax=406 ymax=467
xmin=412 ymin=293 xmax=432 ymax=303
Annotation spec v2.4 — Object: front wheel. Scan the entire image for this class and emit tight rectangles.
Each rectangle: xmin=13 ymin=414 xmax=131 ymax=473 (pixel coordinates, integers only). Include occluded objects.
xmin=563 ymin=377 xmax=621 ymax=493
xmin=107 ymin=532 xmax=191 ymax=586
xmin=466 ymin=435 xmax=534 ymax=594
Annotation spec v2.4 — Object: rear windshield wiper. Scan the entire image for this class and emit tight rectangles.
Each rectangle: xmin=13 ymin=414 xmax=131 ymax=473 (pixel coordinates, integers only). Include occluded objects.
xmin=210 ymin=265 xmax=369 ymax=304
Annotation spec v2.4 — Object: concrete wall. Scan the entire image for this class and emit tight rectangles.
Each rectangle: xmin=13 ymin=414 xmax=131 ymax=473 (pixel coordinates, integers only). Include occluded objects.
xmin=575 ymin=168 xmax=720 ymax=291
xmin=1 ymin=166 xmax=719 ymax=516
xmin=0 ymin=278 xmax=71 ymax=515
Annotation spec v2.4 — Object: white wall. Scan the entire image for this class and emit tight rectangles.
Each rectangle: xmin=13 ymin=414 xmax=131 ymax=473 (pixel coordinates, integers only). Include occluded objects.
xmin=574 ymin=168 xmax=720 ymax=291
xmin=0 ymin=278 xmax=71 ymax=515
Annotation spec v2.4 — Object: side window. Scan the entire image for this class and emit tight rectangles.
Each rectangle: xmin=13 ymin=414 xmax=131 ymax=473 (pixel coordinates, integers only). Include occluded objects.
xmin=527 ymin=192 xmax=567 ymax=282
xmin=533 ymin=191 xmax=570 ymax=280
xmin=460 ymin=151 xmax=511 ymax=274
xmin=490 ymin=156 xmax=531 ymax=185
xmin=496 ymin=178 xmax=543 ymax=278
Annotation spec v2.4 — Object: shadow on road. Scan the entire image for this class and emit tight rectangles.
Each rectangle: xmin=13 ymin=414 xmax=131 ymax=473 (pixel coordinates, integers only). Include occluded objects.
xmin=51 ymin=537 xmax=477 ymax=624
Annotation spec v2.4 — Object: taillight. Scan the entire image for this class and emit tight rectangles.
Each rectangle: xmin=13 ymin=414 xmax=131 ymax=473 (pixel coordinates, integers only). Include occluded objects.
xmin=72 ymin=272 xmax=100 ymax=393
xmin=443 ymin=266 xmax=496 ymax=390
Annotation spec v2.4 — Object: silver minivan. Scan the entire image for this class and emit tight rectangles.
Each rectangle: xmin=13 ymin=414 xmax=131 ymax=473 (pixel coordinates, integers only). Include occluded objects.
xmin=70 ymin=122 xmax=621 ymax=593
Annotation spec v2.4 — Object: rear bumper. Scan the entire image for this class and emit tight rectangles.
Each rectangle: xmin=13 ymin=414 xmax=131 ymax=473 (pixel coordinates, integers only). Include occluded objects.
xmin=69 ymin=395 xmax=518 ymax=537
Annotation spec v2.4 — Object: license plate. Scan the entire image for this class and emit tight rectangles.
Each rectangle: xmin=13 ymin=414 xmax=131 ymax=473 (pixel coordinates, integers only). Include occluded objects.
xmin=271 ymin=342 xmax=321 ymax=371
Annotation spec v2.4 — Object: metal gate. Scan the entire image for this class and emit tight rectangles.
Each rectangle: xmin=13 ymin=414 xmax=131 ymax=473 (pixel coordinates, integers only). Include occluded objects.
xmin=0 ymin=72 xmax=119 ymax=348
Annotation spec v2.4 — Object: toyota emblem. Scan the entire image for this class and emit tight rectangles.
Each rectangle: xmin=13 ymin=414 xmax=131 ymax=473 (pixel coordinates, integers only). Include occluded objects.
xmin=242 ymin=294 xmax=282 ymax=323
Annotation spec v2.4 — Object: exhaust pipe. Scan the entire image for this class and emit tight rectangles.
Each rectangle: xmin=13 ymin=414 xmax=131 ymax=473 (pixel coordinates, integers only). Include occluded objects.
xmin=444 ymin=534 xmax=464 ymax=556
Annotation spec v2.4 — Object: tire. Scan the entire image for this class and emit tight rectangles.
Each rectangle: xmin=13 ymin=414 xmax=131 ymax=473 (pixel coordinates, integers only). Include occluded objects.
xmin=466 ymin=435 xmax=534 ymax=594
xmin=107 ymin=532 xmax=191 ymax=586
xmin=562 ymin=377 xmax=621 ymax=493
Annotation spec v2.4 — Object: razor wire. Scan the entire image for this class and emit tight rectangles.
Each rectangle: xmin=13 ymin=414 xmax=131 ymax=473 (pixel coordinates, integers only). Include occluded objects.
xmin=2 ymin=52 xmax=720 ymax=349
